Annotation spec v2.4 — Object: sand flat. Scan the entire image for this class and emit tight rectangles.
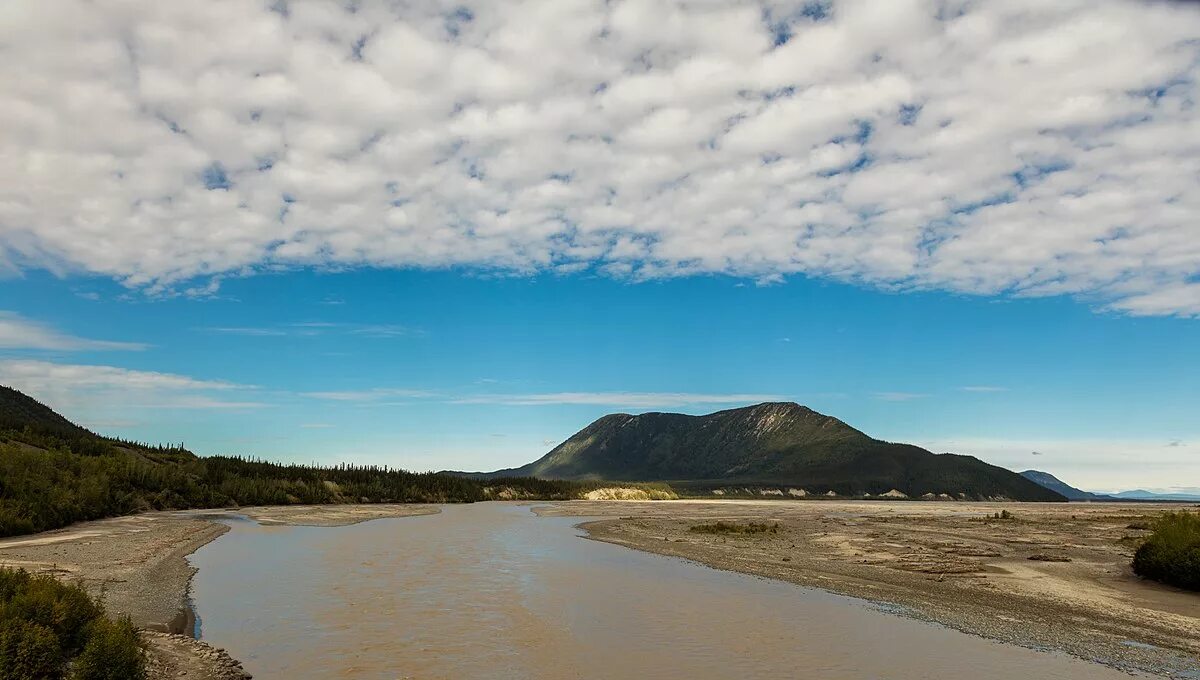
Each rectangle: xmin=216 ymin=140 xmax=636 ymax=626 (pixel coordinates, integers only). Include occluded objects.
xmin=536 ymin=498 xmax=1200 ymax=677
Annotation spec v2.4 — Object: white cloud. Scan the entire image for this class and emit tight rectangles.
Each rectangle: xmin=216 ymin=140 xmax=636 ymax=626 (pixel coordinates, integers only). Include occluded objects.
xmin=0 ymin=311 xmax=146 ymax=351
xmin=0 ymin=1 xmax=1197 ymax=314
xmin=204 ymin=322 xmax=415 ymax=338
xmin=450 ymin=391 xmax=788 ymax=408
xmin=0 ymin=359 xmax=263 ymax=410
xmin=871 ymin=391 xmax=926 ymax=401
xmin=205 ymin=326 xmax=291 ymax=337
xmin=302 ymin=388 xmax=436 ymax=401
xmin=960 ymin=385 xmax=1008 ymax=393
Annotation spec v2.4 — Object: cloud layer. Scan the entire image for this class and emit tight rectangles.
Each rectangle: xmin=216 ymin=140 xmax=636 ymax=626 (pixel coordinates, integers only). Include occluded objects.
xmin=0 ymin=359 xmax=263 ymax=410
xmin=1 ymin=0 xmax=1198 ymax=313
xmin=0 ymin=311 xmax=146 ymax=351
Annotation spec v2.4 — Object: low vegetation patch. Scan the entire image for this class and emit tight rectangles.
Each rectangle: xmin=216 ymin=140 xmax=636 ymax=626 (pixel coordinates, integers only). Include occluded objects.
xmin=689 ymin=521 xmax=780 ymax=535
xmin=1132 ymin=511 xmax=1200 ymax=591
xmin=0 ymin=568 xmax=145 ymax=679
xmin=1027 ymin=553 xmax=1071 ymax=563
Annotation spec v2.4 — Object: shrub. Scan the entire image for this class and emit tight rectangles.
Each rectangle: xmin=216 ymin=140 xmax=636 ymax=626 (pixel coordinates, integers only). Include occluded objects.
xmin=70 ymin=618 xmax=146 ymax=680
xmin=0 ymin=619 xmax=61 ymax=680
xmin=0 ymin=568 xmax=145 ymax=679
xmin=1132 ymin=511 xmax=1200 ymax=591
xmin=689 ymin=521 xmax=780 ymax=535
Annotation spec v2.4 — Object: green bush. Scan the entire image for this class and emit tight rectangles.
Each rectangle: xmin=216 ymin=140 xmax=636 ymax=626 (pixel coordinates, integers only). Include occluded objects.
xmin=0 ymin=569 xmax=145 ymax=679
xmin=1132 ymin=511 xmax=1200 ymax=591
xmin=689 ymin=521 xmax=780 ymax=535
xmin=70 ymin=618 xmax=146 ymax=680
xmin=0 ymin=619 xmax=61 ymax=679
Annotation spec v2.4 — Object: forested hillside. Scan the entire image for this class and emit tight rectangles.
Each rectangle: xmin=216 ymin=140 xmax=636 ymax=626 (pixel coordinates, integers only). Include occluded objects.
xmin=0 ymin=386 xmax=593 ymax=537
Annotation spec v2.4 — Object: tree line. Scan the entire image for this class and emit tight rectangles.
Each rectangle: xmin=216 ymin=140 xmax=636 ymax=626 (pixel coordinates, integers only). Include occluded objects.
xmin=0 ymin=422 xmax=596 ymax=538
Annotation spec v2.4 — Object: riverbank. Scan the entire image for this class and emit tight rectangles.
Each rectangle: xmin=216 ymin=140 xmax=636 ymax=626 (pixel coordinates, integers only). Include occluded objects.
xmin=539 ymin=499 xmax=1200 ymax=678
xmin=2 ymin=500 xmax=1195 ymax=678
xmin=0 ymin=504 xmax=438 ymax=679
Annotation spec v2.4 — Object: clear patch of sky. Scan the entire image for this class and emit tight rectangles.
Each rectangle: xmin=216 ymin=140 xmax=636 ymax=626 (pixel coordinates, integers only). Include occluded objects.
xmin=1 ymin=268 xmax=1197 ymax=474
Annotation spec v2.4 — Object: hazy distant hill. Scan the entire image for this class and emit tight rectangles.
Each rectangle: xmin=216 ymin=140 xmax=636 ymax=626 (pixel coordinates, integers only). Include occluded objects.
xmin=1111 ymin=489 xmax=1200 ymax=502
xmin=475 ymin=402 xmax=1064 ymax=501
xmin=1019 ymin=470 xmax=1115 ymax=501
xmin=1019 ymin=470 xmax=1200 ymax=502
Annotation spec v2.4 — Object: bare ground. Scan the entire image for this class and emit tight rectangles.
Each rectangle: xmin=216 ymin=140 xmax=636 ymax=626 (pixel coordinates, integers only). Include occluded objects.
xmin=538 ymin=499 xmax=1200 ymax=679
xmin=0 ymin=504 xmax=438 ymax=679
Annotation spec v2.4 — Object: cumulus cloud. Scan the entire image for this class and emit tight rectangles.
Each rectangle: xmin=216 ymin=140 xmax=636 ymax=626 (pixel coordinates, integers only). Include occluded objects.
xmin=1 ymin=0 xmax=1197 ymax=314
xmin=0 ymin=359 xmax=263 ymax=410
xmin=0 ymin=311 xmax=146 ymax=351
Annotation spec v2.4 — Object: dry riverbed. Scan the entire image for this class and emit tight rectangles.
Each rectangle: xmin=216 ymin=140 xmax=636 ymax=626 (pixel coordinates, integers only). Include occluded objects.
xmin=0 ymin=504 xmax=437 ymax=679
xmin=539 ymin=499 xmax=1200 ymax=678
xmin=1 ymin=500 xmax=1195 ymax=678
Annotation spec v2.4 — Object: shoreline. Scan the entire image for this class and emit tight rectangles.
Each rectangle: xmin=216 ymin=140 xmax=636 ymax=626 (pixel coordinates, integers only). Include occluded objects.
xmin=537 ymin=499 xmax=1200 ymax=679
xmin=0 ymin=504 xmax=440 ymax=679
xmin=1 ymin=499 xmax=1195 ymax=678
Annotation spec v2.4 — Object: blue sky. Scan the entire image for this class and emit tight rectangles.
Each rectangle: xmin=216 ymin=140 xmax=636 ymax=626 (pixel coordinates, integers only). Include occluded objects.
xmin=1 ymin=268 xmax=1196 ymax=491
xmin=1 ymin=0 xmax=1198 ymax=491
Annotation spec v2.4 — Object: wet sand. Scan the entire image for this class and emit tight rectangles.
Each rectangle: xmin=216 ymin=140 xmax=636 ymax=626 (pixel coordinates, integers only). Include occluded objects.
xmin=539 ymin=499 xmax=1200 ymax=678
xmin=0 ymin=504 xmax=437 ymax=679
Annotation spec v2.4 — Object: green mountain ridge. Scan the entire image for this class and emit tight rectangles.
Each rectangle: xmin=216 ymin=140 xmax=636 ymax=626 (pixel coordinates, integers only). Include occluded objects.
xmin=476 ymin=402 xmax=1065 ymax=501
xmin=0 ymin=385 xmax=94 ymax=439
xmin=0 ymin=385 xmax=583 ymax=538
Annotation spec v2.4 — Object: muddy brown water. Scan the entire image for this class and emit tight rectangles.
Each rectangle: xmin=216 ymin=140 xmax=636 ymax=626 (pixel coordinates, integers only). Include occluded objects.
xmin=188 ymin=503 xmax=1138 ymax=679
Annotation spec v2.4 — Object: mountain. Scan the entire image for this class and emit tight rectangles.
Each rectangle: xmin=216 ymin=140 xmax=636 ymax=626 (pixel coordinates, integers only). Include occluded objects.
xmin=478 ymin=402 xmax=1064 ymax=501
xmin=0 ymin=385 xmax=94 ymax=439
xmin=1112 ymin=489 xmax=1200 ymax=502
xmin=1019 ymin=470 xmax=1200 ymax=502
xmin=1019 ymin=470 xmax=1116 ymax=501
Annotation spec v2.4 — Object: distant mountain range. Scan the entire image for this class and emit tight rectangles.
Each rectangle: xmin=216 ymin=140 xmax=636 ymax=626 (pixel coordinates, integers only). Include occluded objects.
xmin=1018 ymin=470 xmax=1116 ymax=500
xmin=466 ymin=402 xmax=1065 ymax=501
xmin=1020 ymin=470 xmax=1200 ymax=502
xmin=1108 ymin=489 xmax=1200 ymax=502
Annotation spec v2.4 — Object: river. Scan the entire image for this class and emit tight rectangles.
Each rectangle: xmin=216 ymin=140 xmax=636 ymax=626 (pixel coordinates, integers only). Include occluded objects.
xmin=188 ymin=502 xmax=1134 ymax=679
